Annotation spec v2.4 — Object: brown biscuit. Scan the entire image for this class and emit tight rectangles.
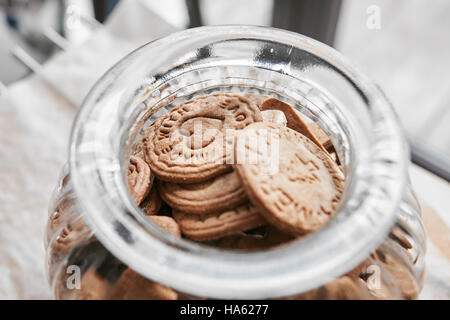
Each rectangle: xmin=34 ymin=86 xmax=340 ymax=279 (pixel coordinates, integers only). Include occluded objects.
xmin=307 ymin=121 xmax=333 ymax=151
xmin=234 ymin=123 xmax=344 ymax=235
xmin=292 ymin=276 xmax=372 ymax=300
xmin=69 ymin=268 xmax=110 ymax=300
xmin=217 ymin=225 xmax=294 ymax=250
xmin=172 ymin=203 xmax=266 ymax=241
xmin=148 ymin=216 xmax=181 ymax=238
xmin=144 ymin=94 xmax=262 ymax=183
xmin=158 ymin=170 xmax=247 ymax=215
xmin=260 ymin=98 xmax=324 ymax=150
xmin=261 ymin=110 xmax=287 ymax=126
xmin=128 ymin=155 xmax=152 ymax=205
xmin=140 ymin=185 xmax=162 ymax=216
xmin=109 ymin=269 xmax=178 ymax=300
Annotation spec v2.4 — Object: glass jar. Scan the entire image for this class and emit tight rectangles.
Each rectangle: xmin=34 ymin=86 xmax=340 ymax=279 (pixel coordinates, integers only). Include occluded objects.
xmin=45 ymin=26 xmax=426 ymax=300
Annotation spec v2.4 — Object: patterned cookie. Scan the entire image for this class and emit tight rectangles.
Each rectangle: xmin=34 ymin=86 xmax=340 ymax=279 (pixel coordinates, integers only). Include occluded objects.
xmin=172 ymin=203 xmax=266 ymax=241
xmin=140 ymin=185 xmax=162 ymax=216
xmin=128 ymin=155 xmax=152 ymax=205
xmin=109 ymin=269 xmax=178 ymax=300
xmin=148 ymin=216 xmax=181 ymax=238
xmin=144 ymin=94 xmax=262 ymax=183
xmin=158 ymin=170 xmax=247 ymax=215
xmin=234 ymin=122 xmax=344 ymax=235
xmin=261 ymin=110 xmax=287 ymax=126
xmin=260 ymin=98 xmax=325 ymax=151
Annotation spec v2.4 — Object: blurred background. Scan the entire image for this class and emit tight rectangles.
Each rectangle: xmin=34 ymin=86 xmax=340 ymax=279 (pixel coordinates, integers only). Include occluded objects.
xmin=0 ymin=0 xmax=449 ymax=300
xmin=0 ymin=0 xmax=449 ymax=181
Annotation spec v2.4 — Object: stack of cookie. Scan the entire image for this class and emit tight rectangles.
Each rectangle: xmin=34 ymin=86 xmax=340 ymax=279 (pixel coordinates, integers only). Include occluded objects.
xmin=127 ymin=93 xmax=344 ymax=249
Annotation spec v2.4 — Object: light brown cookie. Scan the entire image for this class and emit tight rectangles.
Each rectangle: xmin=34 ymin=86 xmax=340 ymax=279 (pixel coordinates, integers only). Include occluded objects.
xmin=261 ymin=110 xmax=287 ymax=126
xmin=109 ymin=269 xmax=178 ymax=300
xmin=172 ymin=203 xmax=266 ymax=241
xmin=234 ymin=122 xmax=344 ymax=235
xmin=140 ymin=185 xmax=162 ymax=216
xmin=148 ymin=216 xmax=181 ymax=238
xmin=128 ymin=155 xmax=152 ymax=205
xmin=292 ymin=276 xmax=372 ymax=300
xmin=144 ymin=94 xmax=262 ymax=183
xmin=217 ymin=225 xmax=294 ymax=250
xmin=69 ymin=268 xmax=111 ymax=300
xmin=260 ymin=98 xmax=324 ymax=150
xmin=307 ymin=121 xmax=333 ymax=150
xmin=158 ymin=170 xmax=247 ymax=215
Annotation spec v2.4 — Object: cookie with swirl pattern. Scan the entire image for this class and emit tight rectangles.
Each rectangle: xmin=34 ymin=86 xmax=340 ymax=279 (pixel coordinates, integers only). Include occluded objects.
xmin=158 ymin=170 xmax=247 ymax=215
xmin=234 ymin=122 xmax=344 ymax=235
xmin=127 ymin=155 xmax=152 ymax=205
xmin=172 ymin=203 xmax=265 ymax=241
xmin=144 ymin=94 xmax=262 ymax=183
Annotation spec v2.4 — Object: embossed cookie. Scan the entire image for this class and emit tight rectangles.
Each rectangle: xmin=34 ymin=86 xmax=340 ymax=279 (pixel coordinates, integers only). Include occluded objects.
xmin=234 ymin=122 xmax=345 ymax=235
xmin=260 ymin=98 xmax=325 ymax=151
xmin=140 ymin=185 xmax=162 ymax=216
xmin=172 ymin=203 xmax=266 ymax=241
xmin=128 ymin=155 xmax=152 ymax=205
xmin=158 ymin=170 xmax=247 ymax=215
xmin=261 ymin=110 xmax=287 ymax=126
xmin=148 ymin=216 xmax=181 ymax=238
xmin=109 ymin=269 xmax=178 ymax=300
xmin=144 ymin=94 xmax=262 ymax=183
xmin=307 ymin=121 xmax=333 ymax=151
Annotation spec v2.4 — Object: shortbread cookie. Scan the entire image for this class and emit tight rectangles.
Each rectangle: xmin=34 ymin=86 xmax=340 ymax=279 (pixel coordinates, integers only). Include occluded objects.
xmin=140 ymin=185 xmax=162 ymax=216
xmin=148 ymin=216 xmax=181 ymax=238
xmin=261 ymin=110 xmax=287 ymax=126
xmin=109 ymin=269 xmax=178 ymax=300
xmin=234 ymin=123 xmax=344 ymax=235
xmin=172 ymin=203 xmax=266 ymax=241
xmin=260 ymin=98 xmax=324 ymax=150
xmin=144 ymin=94 xmax=262 ymax=183
xmin=128 ymin=155 xmax=152 ymax=205
xmin=307 ymin=121 xmax=333 ymax=150
xmin=158 ymin=170 xmax=247 ymax=215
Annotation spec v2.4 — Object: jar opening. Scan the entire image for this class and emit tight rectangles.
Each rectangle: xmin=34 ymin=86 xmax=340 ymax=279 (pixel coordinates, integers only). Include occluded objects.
xmin=70 ymin=26 xmax=408 ymax=299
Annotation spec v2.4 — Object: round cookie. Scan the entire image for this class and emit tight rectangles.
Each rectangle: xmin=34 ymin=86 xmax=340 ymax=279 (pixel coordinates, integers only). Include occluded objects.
xmin=234 ymin=122 xmax=344 ymax=235
xmin=172 ymin=203 xmax=266 ymax=241
xmin=260 ymin=98 xmax=325 ymax=151
xmin=127 ymin=155 xmax=152 ymax=205
xmin=148 ymin=216 xmax=181 ymax=238
xmin=140 ymin=185 xmax=162 ymax=216
xmin=158 ymin=170 xmax=247 ymax=215
xmin=261 ymin=110 xmax=287 ymax=126
xmin=145 ymin=94 xmax=262 ymax=183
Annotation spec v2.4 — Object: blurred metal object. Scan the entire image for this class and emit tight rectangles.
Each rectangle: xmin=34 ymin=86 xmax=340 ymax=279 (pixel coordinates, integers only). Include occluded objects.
xmin=0 ymin=0 xmax=63 ymax=57
xmin=410 ymin=141 xmax=450 ymax=182
xmin=185 ymin=0 xmax=202 ymax=28
xmin=92 ymin=0 xmax=120 ymax=23
xmin=43 ymin=26 xmax=70 ymax=50
xmin=272 ymin=0 xmax=342 ymax=47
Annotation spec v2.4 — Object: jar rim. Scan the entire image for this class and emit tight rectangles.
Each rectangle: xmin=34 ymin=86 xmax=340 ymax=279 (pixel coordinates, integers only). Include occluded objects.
xmin=70 ymin=25 xmax=408 ymax=299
